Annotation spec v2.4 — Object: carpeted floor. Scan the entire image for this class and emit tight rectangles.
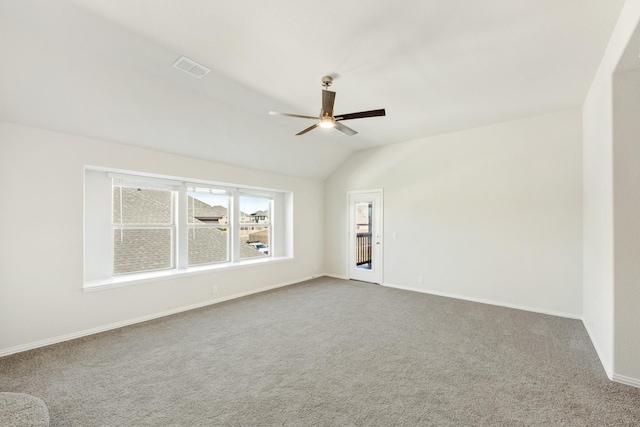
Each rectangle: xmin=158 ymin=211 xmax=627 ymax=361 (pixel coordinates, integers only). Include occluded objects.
xmin=1 ymin=277 xmax=639 ymax=426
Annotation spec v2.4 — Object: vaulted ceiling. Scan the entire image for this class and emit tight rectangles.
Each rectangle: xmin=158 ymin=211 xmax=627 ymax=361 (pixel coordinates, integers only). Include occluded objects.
xmin=0 ymin=0 xmax=626 ymax=179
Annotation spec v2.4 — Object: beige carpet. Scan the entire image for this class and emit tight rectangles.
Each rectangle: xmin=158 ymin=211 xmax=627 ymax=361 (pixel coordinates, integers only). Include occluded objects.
xmin=1 ymin=277 xmax=639 ymax=426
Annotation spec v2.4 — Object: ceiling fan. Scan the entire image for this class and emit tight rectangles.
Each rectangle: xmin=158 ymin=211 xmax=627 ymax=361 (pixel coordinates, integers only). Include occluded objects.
xmin=269 ymin=76 xmax=385 ymax=136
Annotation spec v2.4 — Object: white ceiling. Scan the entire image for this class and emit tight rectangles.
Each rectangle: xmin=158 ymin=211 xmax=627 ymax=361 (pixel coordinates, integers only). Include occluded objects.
xmin=0 ymin=0 xmax=626 ymax=179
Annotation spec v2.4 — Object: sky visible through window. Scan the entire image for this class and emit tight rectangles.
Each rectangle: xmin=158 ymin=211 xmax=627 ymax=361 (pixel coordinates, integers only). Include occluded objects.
xmin=240 ymin=196 xmax=269 ymax=215
xmin=189 ymin=193 xmax=227 ymax=208
xmin=189 ymin=193 xmax=268 ymax=215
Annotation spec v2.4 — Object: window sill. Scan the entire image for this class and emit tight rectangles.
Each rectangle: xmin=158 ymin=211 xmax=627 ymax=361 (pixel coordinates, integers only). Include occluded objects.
xmin=83 ymin=256 xmax=294 ymax=292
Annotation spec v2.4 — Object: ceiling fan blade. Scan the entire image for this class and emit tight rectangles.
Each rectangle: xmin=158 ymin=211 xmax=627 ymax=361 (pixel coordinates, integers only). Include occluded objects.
xmin=322 ymin=90 xmax=336 ymax=117
xmin=334 ymin=121 xmax=358 ymax=136
xmin=296 ymin=123 xmax=319 ymax=136
xmin=269 ymin=111 xmax=318 ymax=120
xmin=335 ymin=109 xmax=386 ymax=121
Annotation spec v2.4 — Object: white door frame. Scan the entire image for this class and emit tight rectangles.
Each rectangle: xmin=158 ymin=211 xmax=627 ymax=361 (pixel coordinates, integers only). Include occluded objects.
xmin=347 ymin=189 xmax=383 ymax=284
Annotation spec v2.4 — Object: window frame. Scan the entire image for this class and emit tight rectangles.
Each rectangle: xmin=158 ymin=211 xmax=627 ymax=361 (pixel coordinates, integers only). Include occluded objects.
xmin=83 ymin=168 xmax=292 ymax=291
xmin=111 ymin=180 xmax=178 ymax=276
xmin=186 ymin=186 xmax=231 ymax=266
xmin=239 ymin=194 xmax=273 ymax=260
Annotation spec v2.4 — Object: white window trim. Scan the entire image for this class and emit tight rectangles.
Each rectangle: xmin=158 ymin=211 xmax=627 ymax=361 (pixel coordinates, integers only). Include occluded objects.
xmin=239 ymin=194 xmax=272 ymax=261
xmin=112 ymin=183 xmax=177 ymax=275
xmin=83 ymin=255 xmax=294 ymax=292
xmin=186 ymin=186 xmax=231 ymax=266
xmin=84 ymin=167 xmax=293 ymax=291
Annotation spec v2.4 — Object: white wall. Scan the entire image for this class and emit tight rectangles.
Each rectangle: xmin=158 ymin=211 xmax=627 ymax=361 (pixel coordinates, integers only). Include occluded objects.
xmin=0 ymin=121 xmax=324 ymax=355
xmin=582 ymin=61 xmax=615 ymax=376
xmin=613 ymin=68 xmax=640 ymax=383
xmin=325 ymin=109 xmax=583 ymax=317
xmin=582 ymin=0 xmax=640 ymax=382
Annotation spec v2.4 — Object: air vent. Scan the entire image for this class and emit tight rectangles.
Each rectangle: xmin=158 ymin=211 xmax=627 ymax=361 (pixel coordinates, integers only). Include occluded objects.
xmin=172 ymin=56 xmax=210 ymax=78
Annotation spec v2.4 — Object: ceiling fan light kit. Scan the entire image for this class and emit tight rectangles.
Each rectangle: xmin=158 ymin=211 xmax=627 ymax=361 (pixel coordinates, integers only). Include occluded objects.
xmin=319 ymin=116 xmax=335 ymax=128
xmin=269 ymin=76 xmax=385 ymax=136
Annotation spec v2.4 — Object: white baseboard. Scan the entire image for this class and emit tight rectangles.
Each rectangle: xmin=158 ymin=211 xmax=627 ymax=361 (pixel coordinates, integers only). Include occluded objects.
xmin=612 ymin=374 xmax=640 ymax=389
xmin=382 ymin=282 xmax=583 ymax=320
xmin=581 ymin=318 xmax=613 ymax=380
xmin=324 ymin=273 xmax=349 ymax=280
xmin=0 ymin=276 xmax=312 ymax=358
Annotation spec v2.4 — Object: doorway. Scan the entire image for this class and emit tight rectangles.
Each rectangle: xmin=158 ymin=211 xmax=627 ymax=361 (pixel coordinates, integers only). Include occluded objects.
xmin=348 ymin=190 xmax=383 ymax=284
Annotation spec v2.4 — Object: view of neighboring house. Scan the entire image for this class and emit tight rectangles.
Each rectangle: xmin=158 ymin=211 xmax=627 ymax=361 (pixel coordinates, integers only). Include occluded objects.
xmin=113 ymin=187 xmax=268 ymax=275
xmin=190 ymin=203 xmax=228 ymax=224
xmin=250 ymin=210 xmax=268 ymax=223
xmin=190 ymin=196 xmax=270 ymax=254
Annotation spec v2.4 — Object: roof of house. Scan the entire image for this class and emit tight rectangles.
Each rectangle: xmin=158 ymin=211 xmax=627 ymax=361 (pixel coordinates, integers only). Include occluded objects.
xmin=113 ymin=188 xmax=266 ymax=274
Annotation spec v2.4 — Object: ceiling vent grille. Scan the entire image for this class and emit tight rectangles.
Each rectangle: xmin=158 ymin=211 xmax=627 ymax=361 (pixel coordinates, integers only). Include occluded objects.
xmin=172 ymin=56 xmax=210 ymax=78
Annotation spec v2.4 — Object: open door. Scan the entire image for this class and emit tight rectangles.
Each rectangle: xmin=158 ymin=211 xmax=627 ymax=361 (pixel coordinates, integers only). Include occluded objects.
xmin=348 ymin=191 xmax=382 ymax=284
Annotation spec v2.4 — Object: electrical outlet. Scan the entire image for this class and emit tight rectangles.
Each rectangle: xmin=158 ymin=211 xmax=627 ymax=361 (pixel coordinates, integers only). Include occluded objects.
xmin=418 ymin=276 xmax=424 ymax=284
xmin=212 ymin=285 xmax=218 ymax=294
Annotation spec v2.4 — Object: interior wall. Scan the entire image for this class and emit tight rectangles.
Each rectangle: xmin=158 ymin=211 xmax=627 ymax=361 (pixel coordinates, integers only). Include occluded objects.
xmin=0 ymin=121 xmax=324 ymax=355
xmin=325 ymin=109 xmax=583 ymax=317
xmin=582 ymin=0 xmax=640 ymax=380
xmin=582 ymin=55 xmax=615 ymax=376
xmin=612 ymin=68 xmax=640 ymax=383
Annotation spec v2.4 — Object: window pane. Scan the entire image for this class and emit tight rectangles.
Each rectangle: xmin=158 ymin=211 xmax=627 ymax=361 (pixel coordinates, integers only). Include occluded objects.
xmin=240 ymin=226 xmax=269 ymax=259
xmin=240 ymin=196 xmax=270 ymax=224
xmin=113 ymin=228 xmax=173 ymax=274
xmin=188 ymin=227 xmax=229 ymax=266
xmin=354 ymin=202 xmax=373 ymax=271
xmin=113 ymin=186 xmax=172 ymax=224
xmin=187 ymin=192 xmax=229 ymax=225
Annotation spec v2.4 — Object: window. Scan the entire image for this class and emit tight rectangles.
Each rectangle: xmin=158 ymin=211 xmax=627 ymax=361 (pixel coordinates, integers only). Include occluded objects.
xmin=84 ymin=169 xmax=292 ymax=286
xmin=113 ymin=185 xmax=175 ymax=274
xmin=240 ymin=196 xmax=271 ymax=260
xmin=187 ymin=188 xmax=229 ymax=266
